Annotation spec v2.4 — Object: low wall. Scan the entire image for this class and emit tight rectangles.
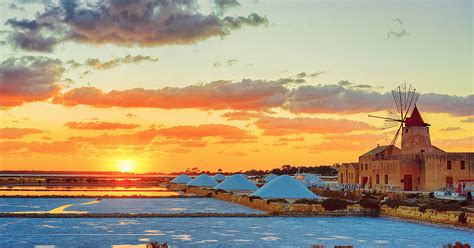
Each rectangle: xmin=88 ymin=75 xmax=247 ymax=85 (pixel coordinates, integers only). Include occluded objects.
xmin=182 ymin=185 xmax=376 ymax=216
xmin=380 ymin=205 xmax=474 ymax=229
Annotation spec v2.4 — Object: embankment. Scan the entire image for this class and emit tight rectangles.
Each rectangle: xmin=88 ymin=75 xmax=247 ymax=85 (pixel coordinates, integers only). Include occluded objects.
xmin=380 ymin=205 xmax=474 ymax=229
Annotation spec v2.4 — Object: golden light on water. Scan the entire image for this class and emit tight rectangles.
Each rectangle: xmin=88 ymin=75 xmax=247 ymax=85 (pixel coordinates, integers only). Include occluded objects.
xmin=116 ymin=159 xmax=137 ymax=173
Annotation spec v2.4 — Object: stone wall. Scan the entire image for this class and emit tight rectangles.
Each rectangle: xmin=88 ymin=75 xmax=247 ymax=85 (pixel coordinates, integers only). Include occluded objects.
xmin=380 ymin=205 xmax=474 ymax=229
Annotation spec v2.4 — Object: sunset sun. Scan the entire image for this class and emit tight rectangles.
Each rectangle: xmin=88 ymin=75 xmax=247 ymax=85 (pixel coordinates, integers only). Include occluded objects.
xmin=117 ymin=160 xmax=137 ymax=173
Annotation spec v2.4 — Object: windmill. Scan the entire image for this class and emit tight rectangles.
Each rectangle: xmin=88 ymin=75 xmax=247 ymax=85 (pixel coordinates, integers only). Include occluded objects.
xmin=368 ymin=83 xmax=420 ymax=154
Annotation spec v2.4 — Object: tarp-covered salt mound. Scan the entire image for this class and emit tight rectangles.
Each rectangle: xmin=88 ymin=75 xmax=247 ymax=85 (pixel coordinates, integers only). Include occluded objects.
xmin=300 ymin=173 xmax=325 ymax=187
xmin=171 ymin=174 xmax=192 ymax=184
xmin=214 ymin=174 xmax=258 ymax=192
xmin=264 ymin=173 xmax=277 ymax=182
xmin=251 ymin=175 xmax=320 ymax=199
xmin=213 ymin=173 xmax=227 ymax=182
xmin=186 ymin=174 xmax=218 ymax=187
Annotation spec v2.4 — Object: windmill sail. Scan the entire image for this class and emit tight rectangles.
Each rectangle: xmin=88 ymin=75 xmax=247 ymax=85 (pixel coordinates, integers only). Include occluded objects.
xmin=368 ymin=83 xmax=420 ymax=154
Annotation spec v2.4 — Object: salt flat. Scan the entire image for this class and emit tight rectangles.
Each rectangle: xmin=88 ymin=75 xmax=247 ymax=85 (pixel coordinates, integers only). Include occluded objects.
xmin=0 ymin=217 xmax=473 ymax=247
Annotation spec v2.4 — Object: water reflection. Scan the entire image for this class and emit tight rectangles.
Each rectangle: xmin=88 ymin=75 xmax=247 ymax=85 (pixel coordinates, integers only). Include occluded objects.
xmin=0 ymin=189 xmax=180 ymax=197
xmin=10 ymin=199 xmax=101 ymax=214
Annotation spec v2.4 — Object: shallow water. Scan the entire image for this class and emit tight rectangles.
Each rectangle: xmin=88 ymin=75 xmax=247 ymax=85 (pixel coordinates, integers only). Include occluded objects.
xmin=0 ymin=217 xmax=472 ymax=247
xmin=0 ymin=186 xmax=170 ymax=191
xmin=0 ymin=198 xmax=262 ymax=214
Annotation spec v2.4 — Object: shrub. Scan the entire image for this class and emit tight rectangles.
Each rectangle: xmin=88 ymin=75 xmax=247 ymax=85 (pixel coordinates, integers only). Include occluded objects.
xmin=321 ymin=198 xmax=350 ymax=211
xmin=358 ymin=198 xmax=380 ymax=210
xmin=266 ymin=198 xmax=288 ymax=204
xmin=458 ymin=200 xmax=469 ymax=207
xmin=406 ymin=193 xmax=419 ymax=199
xmin=294 ymin=199 xmax=320 ymax=204
xmin=458 ymin=212 xmax=467 ymax=224
xmin=248 ymin=195 xmax=262 ymax=202
xmin=419 ymin=202 xmax=464 ymax=212
xmin=428 ymin=192 xmax=434 ymax=199
xmin=214 ymin=189 xmax=227 ymax=194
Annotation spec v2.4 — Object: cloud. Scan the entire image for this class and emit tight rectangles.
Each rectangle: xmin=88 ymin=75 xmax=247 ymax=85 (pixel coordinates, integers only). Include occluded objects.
xmin=255 ymin=116 xmax=375 ymax=136
xmin=386 ymin=30 xmax=408 ymax=40
xmin=0 ymin=127 xmax=43 ymax=139
xmin=65 ymin=121 xmax=140 ymax=130
xmin=156 ymin=124 xmax=256 ymax=141
xmin=221 ymin=110 xmax=265 ymax=120
xmin=439 ymin=127 xmax=463 ymax=132
xmin=154 ymin=139 xmax=207 ymax=147
xmin=6 ymin=0 xmax=268 ymax=52
xmin=461 ymin=117 xmax=474 ymax=123
xmin=214 ymin=59 xmax=238 ymax=67
xmin=308 ymin=133 xmax=385 ymax=152
xmin=386 ymin=18 xmax=408 ymax=40
xmin=66 ymin=124 xmax=253 ymax=148
xmin=434 ymin=136 xmax=474 ymax=151
xmin=82 ymin=55 xmax=158 ymax=70
xmin=69 ymin=129 xmax=159 ymax=146
xmin=214 ymin=0 xmax=241 ymax=14
xmin=53 ymin=79 xmax=288 ymax=111
xmin=166 ymin=148 xmax=191 ymax=153
xmin=0 ymin=56 xmax=64 ymax=107
xmin=295 ymin=71 xmax=325 ymax=78
xmin=286 ymin=84 xmax=388 ymax=114
xmin=277 ymin=137 xmax=305 ymax=142
xmin=286 ymin=84 xmax=474 ymax=116
xmin=0 ymin=140 xmax=79 ymax=154
xmin=418 ymin=93 xmax=474 ymax=117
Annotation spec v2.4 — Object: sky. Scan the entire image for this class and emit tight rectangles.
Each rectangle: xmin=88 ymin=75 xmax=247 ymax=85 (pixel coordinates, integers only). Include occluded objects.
xmin=0 ymin=0 xmax=472 ymax=173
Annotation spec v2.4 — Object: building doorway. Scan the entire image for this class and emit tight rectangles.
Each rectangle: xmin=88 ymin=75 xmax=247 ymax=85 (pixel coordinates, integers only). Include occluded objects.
xmin=446 ymin=177 xmax=453 ymax=188
xmin=361 ymin=177 xmax=368 ymax=188
xmin=403 ymin=175 xmax=412 ymax=191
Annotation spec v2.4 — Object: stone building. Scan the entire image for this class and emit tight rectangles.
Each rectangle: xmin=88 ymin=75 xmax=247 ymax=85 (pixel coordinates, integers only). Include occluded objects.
xmin=343 ymin=106 xmax=473 ymax=191
xmin=338 ymin=163 xmax=359 ymax=184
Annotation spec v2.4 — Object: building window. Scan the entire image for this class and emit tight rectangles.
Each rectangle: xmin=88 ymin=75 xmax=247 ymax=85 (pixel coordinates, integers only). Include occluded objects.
xmin=384 ymin=175 xmax=388 ymax=184
xmin=447 ymin=161 xmax=452 ymax=170
xmin=365 ymin=164 xmax=368 ymax=170
xmin=340 ymin=174 xmax=344 ymax=183
xmin=461 ymin=161 xmax=465 ymax=170
xmin=376 ymin=174 xmax=380 ymax=184
xmin=418 ymin=177 xmax=420 ymax=184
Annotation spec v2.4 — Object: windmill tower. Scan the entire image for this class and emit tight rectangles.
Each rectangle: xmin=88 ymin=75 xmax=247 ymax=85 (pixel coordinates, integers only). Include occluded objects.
xmin=369 ymin=84 xmax=432 ymax=154
xmin=401 ymin=105 xmax=432 ymax=154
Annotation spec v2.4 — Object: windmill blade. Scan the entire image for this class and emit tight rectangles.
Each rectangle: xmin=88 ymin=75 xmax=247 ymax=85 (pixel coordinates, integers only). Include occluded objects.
xmin=400 ymin=83 xmax=407 ymax=115
xmin=387 ymin=111 xmax=400 ymax=120
xmin=382 ymin=120 xmax=400 ymax=130
xmin=388 ymin=123 xmax=403 ymax=154
xmin=403 ymin=87 xmax=420 ymax=121
xmin=392 ymin=86 xmax=402 ymax=115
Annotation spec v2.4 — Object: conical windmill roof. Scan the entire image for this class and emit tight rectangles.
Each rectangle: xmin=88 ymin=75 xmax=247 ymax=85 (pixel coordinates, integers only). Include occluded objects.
xmin=405 ymin=106 xmax=429 ymax=127
xmin=186 ymin=174 xmax=218 ymax=187
xmin=214 ymin=174 xmax=258 ymax=191
xmin=264 ymin=173 xmax=277 ymax=182
xmin=251 ymin=175 xmax=320 ymax=199
xmin=213 ymin=173 xmax=227 ymax=181
xmin=171 ymin=174 xmax=192 ymax=184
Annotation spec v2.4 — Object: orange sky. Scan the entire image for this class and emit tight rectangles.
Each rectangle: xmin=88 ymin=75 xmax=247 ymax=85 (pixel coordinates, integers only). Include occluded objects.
xmin=0 ymin=0 xmax=472 ymax=173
